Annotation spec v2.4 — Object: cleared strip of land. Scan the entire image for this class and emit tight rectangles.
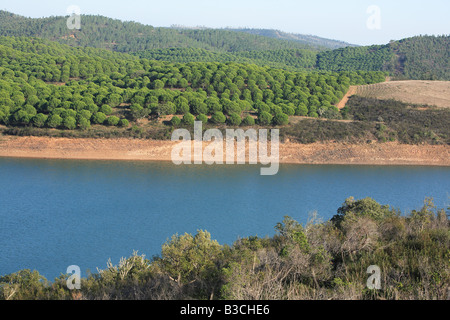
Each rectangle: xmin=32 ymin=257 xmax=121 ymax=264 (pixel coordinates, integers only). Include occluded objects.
xmin=355 ymin=80 xmax=450 ymax=108
xmin=0 ymin=136 xmax=448 ymax=166
xmin=336 ymin=86 xmax=358 ymax=109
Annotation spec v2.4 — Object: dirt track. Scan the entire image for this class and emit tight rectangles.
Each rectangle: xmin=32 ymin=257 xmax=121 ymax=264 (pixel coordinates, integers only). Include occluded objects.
xmin=336 ymin=86 xmax=358 ymax=109
xmin=0 ymin=136 xmax=448 ymax=166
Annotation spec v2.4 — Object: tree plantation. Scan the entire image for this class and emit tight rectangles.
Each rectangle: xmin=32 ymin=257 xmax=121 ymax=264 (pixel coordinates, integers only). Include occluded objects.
xmin=0 ymin=11 xmax=448 ymax=79
xmin=0 ymin=36 xmax=387 ymax=131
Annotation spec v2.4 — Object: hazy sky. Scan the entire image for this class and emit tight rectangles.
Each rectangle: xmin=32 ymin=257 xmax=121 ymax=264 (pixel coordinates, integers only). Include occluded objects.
xmin=1 ymin=0 xmax=449 ymax=45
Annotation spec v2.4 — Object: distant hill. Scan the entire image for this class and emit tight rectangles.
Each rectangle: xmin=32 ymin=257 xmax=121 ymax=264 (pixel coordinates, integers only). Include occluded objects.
xmin=316 ymin=35 xmax=450 ymax=80
xmin=0 ymin=11 xmax=448 ymax=80
xmin=226 ymin=28 xmax=356 ymax=49
xmin=0 ymin=11 xmax=326 ymax=53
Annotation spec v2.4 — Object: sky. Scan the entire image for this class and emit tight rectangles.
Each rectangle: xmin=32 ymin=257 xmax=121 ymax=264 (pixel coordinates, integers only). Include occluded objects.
xmin=1 ymin=0 xmax=449 ymax=45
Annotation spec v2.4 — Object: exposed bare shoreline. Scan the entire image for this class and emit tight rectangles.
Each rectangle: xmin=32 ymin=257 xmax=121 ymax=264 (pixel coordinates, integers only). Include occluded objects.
xmin=0 ymin=136 xmax=448 ymax=166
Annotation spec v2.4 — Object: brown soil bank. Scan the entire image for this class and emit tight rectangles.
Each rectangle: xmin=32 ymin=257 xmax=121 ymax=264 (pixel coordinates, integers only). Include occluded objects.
xmin=0 ymin=136 xmax=448 ymax=166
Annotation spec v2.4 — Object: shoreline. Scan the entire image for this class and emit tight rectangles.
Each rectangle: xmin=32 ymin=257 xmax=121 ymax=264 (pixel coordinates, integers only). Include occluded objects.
xmin=0 ymin=136 xmax=449 ymax=166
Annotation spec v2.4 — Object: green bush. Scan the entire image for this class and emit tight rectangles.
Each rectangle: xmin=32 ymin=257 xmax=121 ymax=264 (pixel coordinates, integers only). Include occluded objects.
xmin=227 ymin=112 xmax=242 ymax=126
xmin=78 ymin=117 xmax=91 ymax=130
xmin=119 ymin=119 xmax=129 ymax=127
xmin=106 ymin=116 xmax=120 ymax=126
xmin=258 ymin=111 xmax=273 ymax=126
xmin=210 ymin=111 xmax=226 ymax=124
xmin=63 ymin=116 xmax=77 ymax=130
xmin=241 ymin=115 xmax=255 ymax=126
xmin=273 ymin=112 xmax=289 ymax=125
xmin=182 ymin=113 xmax=195 ymax=126
xmin=100 ymin=104 xmax=113 ymax=115
xmin=46 ymin=114 xmax=63 ymax=128
xmin=0 ymin=197 xmax=448 ymax=300
xmin=196 ymin=113 xmax=208 ymax=124
xmin=31 ymin=113 xmax=48 ymax=128
xmin=91 ymin=112 xmax=107 ymax=125
xmin=171 ymin=116 xmax=181 ymax=126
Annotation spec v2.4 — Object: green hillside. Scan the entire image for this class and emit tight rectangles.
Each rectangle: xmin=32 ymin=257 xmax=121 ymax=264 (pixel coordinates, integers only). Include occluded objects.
xmin=0 ymin=11 xmax=322 ymax=53
xmin=134 ymin=48 xmax=318 ymax=71
xmin=227 ymin=28 xmax=355 ymax=49
xmin=0 ymin=36 xmax=386 ymax=136
xmin=0 ymin=11 xmax=448 ymax=80
xmin=317 ymin=35 xmax=450 ymax=80
xmin=137 ymin=36 xmax=450 ymax=80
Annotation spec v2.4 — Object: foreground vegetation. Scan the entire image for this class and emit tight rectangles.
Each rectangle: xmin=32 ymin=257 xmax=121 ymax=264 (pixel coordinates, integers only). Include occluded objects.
xmin=1 ymin=197 xmax=448 ymax=300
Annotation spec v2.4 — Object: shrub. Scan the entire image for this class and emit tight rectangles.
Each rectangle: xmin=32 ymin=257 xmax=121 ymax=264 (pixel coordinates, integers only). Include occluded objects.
xmin=241 ymin=115 xmax=255 ymax=126
xmin=210 ymin=112 xmax=226 ymax=124
xmin=91 ymin=112 xmax=107 ymax=125
xmin=273 ymin=112 xmax=289 ymax=125
xmin=46 ymin=114 xmax=63 ymax=128
xmin=100 ymin=104 xmax=113 ymax=115
xmin=295 ymin=104 xmax=309 ymax=116
xmin=31 ymin=113 xmax=48 ymax=128
xmin=227 ymin=113 xmax=242 ymax=126
xmin=258 ymin=111 xmax=273 ymax=126
xmin=182 ymin=113 xmax=195 ymax=126
xmin=196 ymin=114 xmax=208 ymax=124
xmin=78 ymin=118 xmax=91 ymax=130
xmin=119 ymin=119 xmax=129 ymax=127
xmin=63 ymin=116 xmax=77 ymax=130
xmin=332 ymin=197 xmax=394 ymax=227
xmin=171 ymin=116 xmax=181 ymax=126
xmin=106 ymin=116 xmax=120 ymax=126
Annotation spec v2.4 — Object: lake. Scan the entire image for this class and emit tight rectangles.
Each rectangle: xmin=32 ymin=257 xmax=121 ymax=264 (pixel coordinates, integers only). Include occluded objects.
xmin=0 ymin=157 xmax=449 ymax=280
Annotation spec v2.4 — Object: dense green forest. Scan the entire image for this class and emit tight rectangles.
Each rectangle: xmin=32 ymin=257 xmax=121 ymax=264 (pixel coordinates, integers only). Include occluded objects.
xmin=317 ymin=35 xmax=450 ymax=80
xmin=0 ymin=11 xmax=448 ymax=80
xmin=226 ymin=28 xmax=355 ymax=49
xmin=135 ymin=48 xmax=318 ymax=71
xmin=0 ymin=11 xmax=325 ymax=53
xmin=389 ymin=36 xmax=450 ymax=80
xmin=0 ymin=36 xmax=387 ymax=133
xmin=1 ymin=197 xmax=448 ymax=300
xmin=316 ymin=44 xmax=395 ymax=72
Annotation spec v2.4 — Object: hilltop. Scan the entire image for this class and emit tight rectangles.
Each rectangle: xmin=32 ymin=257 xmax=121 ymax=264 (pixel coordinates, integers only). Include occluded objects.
xmin=317 ymin=35 xmax=450 ymax=80
xmin=225 ymin=28 xmax=356 ymax=49
xmin=0 ymin=10 xmax=333 ymax=52
xmin=1 ymin=11 xmax=448 ymax=79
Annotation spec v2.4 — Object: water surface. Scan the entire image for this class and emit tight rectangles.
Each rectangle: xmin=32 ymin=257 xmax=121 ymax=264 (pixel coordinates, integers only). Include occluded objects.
xmin=0 ymin=157 xmax=448 ymax=280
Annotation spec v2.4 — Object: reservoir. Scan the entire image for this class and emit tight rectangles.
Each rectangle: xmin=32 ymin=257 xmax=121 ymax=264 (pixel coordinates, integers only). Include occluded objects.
xmin=0 ymin=157 xmax=448 ymax=280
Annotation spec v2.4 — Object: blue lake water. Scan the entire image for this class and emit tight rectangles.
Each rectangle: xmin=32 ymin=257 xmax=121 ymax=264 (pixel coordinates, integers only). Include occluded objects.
xmin=0 ymin=157 xmax=449 ymax=280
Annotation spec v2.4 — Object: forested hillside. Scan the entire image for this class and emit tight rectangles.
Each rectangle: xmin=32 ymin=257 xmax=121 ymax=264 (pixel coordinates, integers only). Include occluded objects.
xmin=227 ymin=28 xmax=355 ymax=49
xmin=0 ymin=11 xmax=323 ymax=53
xmin=389 ymin=36 xmax=450 ymax=80
xmin=0 ymin=36 xmax=386 ymax=134
xmin=135 ymin=48 xmax=318 ymax=71
xmin=317 ymin=45 xmax=394 ymax=72
xmin=317 ymin=35 xmax=450 ymax=80
xmin=0 ymin=11 xmax=448 ymax=80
